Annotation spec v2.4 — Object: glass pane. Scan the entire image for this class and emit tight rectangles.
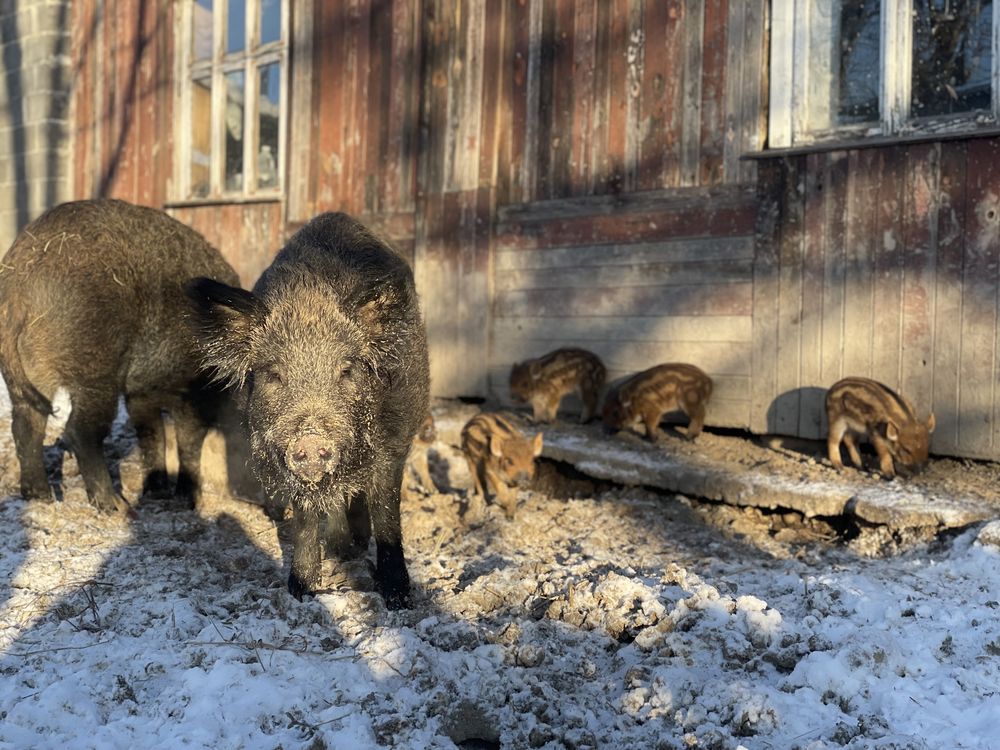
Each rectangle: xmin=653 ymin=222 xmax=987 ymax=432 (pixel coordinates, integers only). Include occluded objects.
xmin=912 ymin=0 xmax=993 ymax=118
xmin=225 ymin=71 xmax=245 ymax=192
xmin=257 ymin=63 xmax=280 ymax=189
xmin=190 ymin=76 xmax=212 ymax=197
xmin=192 ymin=0 xmax=213 ymax=61
xmin=803 ymin=0 xmax=881 ymax=134
xmin=260 ymin=0 xmax=281 ymax=45
xmin=227 ymin=0 xmax=246 ymax=53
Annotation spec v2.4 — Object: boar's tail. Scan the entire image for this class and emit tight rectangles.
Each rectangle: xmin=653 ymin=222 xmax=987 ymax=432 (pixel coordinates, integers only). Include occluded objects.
xmin=0 ymin=316 xmax=53 ymax=416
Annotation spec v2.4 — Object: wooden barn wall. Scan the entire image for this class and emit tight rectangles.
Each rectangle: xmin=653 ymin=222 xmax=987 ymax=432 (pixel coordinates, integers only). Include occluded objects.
xmin=753 ymin=138 xmax=1000 ymax=460
xmin=70 ymin=0 xmax=285 ymax=285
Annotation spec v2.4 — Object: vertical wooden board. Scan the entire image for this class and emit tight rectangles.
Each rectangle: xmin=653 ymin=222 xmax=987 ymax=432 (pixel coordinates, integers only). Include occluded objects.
xmin=932 ymin=142 xmax=966 ymax=452
xmin=870 ymin=147 xmax=905 ymax=388
xmin=961 ymin=138 xmax=1000 ymax=454
xmin=72 ymin=0 xmax=94 ymax=198
xmin=154 ymin=0 xmax=174 ymax=205
xmin=622 ymin=0 xmax=643 ymax=191
xmin=534 ymin=0 xmax=556 ymax=198
xmin=797 ymin=152 xmax=825 ymax=439
xmin=699 ymin=0 xmax=726 ymax=186
xmin=116 ymin=0 xmax=139 ymax=201
xmin=548 ymin=0 xmax=574 ymax=197
xmin=478 ymin=0 xmax=506 ymax=190
xmin=721 ymin=0 xmax=745 ymax=183
xmin=507 ymin=0 xmax=531 ymax=202
xmin=489 ymin=0 xmax=515 ymax=204
xmin=602 ymin=0 xmax=629 ymax=194
xmin=819 ymin=151 xmax=848 ymax=397
xmin=288 ymin=0 xmax=317 ymax=220
xmin=773 ymin=156 xmax=804 ymax=434
xmin=570 ymin=0 xmax=597 ymax=195
xmin=419 ymin=0 xmax=450 ymax=199
xmin=841 ymin=148 xmax=878 ymax=379
xmin=750 ymin=160 xmax=782 ymax=433
xmin=899 ymin=143 xmax=939 ymax=420
xmin=639 ymin=0 xmax=685 ymax=190
xmin=588 ymin=0 xmax=611 ymax=195
xmin=679 ymin=0 xmax=703 ymax=187
xmin=737 ymin=0 xmax=765 ymax=184
xmin=135 ymin=1 xmax=159 ymax=206
xmin=315 ymin=0 xmax=346 ymax=208
xmin=365 ymin=0 xmax=390 ymax=213
xmin=351 ymin=0 xmax=373 ymax=214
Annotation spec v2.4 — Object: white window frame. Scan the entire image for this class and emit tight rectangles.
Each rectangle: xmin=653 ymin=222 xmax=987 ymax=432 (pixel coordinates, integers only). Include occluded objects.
xmin=174 ymin=0 xmax=289 ymax=201
xmin=770 ymin=0 xmax=1000 ymax=148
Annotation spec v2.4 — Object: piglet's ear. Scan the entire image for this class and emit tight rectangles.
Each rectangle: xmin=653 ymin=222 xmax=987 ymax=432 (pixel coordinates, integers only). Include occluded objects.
xmin=926 ymin=413 xmax=936 ymax=434
xmin=185 ymin=277 xmax=262 ymax=387
xmin=532 ymin=432 xmax=544 ymax=457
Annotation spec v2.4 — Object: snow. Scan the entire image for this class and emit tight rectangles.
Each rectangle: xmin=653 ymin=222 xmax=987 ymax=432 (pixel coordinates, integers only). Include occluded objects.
xmin=2 ymin=403 xmax=1000 ymax=748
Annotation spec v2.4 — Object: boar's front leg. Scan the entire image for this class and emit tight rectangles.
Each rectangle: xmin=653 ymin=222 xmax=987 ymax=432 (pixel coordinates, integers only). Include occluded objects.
xmin=368 ymin=462 xmax=411 ymax=609
xmin=126 ymin=392 xmax=170 ymax=500
xmin=10 ymin=399 xmax=52 ymax=501
xmin=65 ymin=388 xmax=123 ymax=514
xmin=288 ymin=508 xmax=322 ymax=600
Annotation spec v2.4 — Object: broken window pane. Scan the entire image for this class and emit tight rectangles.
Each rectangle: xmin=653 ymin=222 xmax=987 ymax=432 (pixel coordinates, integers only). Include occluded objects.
xmin=257 ymin=63 xmax=280 ymax=189
xmin=804 ymin=0 xmax=881 ymax=134
xmin=912 ymin=0 xmax=993 ymax=118
xmin=193 ymin=0 xmax=213 ymax=61
xmin=225 ymin=71 xmax=245 ymax=192
xmin=190 ymin=75 xmax=212 ymax=198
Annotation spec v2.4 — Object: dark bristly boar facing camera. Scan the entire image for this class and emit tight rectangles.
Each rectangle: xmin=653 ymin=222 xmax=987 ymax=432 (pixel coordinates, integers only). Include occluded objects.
xmin=826 ymin=376 xmax=935 ymax=479
xmin=461 ymin=412 xmax=543 ymax=520
xmin=602 ymin=363 xmax=713 ymax=442
xmin=509 ymin=347 xmax=607 ymax=424
xmin=0 ymin=199 xmax=239 ymax=514
xmin=185 ymin=212 xmax=430 ymax=608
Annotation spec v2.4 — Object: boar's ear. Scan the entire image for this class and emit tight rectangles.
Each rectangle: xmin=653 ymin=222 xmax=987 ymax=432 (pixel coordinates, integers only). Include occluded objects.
xmin=489 ymin=434 xmax=505 ymax=458
xmin=884 ymin=420 xmax=900 ymax=442
xmin=532 ymin=432 xmax=544 ymax=457
xmin=926 ymin=413 xmax=936 ymax=434
xmin=185 ymin=277 xmax=262 ymax=386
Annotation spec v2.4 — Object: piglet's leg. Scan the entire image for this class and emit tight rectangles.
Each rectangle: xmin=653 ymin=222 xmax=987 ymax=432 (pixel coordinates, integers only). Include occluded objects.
xmin=288 ymin=508 xmax=321 ymax=600
xmin=369 ymin=462 xmax=411 ymax=609
xmin=870 ymin=433 xmax=896 ymax=479
xmin=842 ymin=432 xmax=863 ymax=468
xmin=826 ymin=416 xmax=847 ymax=470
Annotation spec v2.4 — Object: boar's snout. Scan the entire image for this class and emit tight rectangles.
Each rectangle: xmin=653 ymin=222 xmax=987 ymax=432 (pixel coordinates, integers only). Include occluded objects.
xmin=286 ymin=434 xmax=338 ymax=483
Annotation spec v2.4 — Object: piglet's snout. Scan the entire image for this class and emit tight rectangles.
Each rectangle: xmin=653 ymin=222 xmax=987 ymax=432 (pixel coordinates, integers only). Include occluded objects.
xmin=285 ymin=434 xmax=337 ymax=483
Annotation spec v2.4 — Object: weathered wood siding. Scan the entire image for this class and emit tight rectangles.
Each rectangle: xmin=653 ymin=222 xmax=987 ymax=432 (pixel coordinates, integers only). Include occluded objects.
xmin=493 ymin=187 xmax=757 ymax=426
xmin=753 ymin=138 xmax=1000 ymax=460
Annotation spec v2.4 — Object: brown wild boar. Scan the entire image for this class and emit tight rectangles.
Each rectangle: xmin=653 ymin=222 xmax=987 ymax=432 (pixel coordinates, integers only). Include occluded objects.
xmin=461 ymin=412 xmax=543 ymax=519
xmin=0 ymin=199 xmax=239 ymax=513
xmin=602 ymin=363 xmax=713 ymax=441
xmin=826 ymin=377 xmax=935 ymax=478
xmin=186 ymin=213 xmax=430 ymax=607
xmin=509 ymin=347 xmax=607 ymax=423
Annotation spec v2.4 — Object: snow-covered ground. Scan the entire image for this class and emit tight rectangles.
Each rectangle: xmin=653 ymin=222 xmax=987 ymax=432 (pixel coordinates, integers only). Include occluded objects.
xmin=2 ymin=398 xmax=1000 ymax=749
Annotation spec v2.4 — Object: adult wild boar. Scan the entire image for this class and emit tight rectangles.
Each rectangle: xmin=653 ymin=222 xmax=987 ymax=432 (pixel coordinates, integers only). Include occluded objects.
xmin=186 ymin=213 xmax=430 ymax=608
xmin=0 ymin=199 xmax=239 ymax=513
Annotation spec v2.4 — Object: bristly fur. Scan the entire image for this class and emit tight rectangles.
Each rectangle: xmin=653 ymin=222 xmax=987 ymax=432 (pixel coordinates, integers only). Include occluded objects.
xmin=185 ymin=212 xmax=430 ymax=607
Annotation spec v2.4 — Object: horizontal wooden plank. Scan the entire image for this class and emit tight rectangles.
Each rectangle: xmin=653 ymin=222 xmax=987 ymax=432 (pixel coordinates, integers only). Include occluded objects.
xmin=496 ymin=257 xmax=752 ymax=291
xmin=495 ymin=282 xmax=753 ymax=318
xmin=496 ymin=202 xmax=758 ymax=250
xmin=491 ymin=336 xmax=752 ymax=376
xmin=492 ymin=315 xmax=753 ymax=343
xmin=496 ymin=184 xmax=756 ymax=224
xmin=495 ymin=236 xmax=755 ymax=271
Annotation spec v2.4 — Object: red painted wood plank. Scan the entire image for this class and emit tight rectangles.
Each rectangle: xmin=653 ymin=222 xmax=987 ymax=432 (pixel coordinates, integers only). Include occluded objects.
xmin=315 ymin=0 xmax=347 ymax=209
xmin=603 ymin=0 xmax=629 ymax=194
xmin=570 ymin=0 xmax=596 ymax=195
xmin=699 ymin=0 xmax=726 ymax=186
xmin=508 ymin=0 xmax=531 ymax=202
xmin=548 ymin=0 xmax=574 ymax=197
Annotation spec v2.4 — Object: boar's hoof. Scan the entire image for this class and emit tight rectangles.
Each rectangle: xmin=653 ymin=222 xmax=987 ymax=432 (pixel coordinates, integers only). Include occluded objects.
xmin=377 ymin=574 xmax=411 ymax=611
xmin=287 ymin=570 xmax=318 ymax=601
xmin=20 ymin=479 xmax=53 ymax=503
xmin=141 ymin=470 xmax=173 ymax=500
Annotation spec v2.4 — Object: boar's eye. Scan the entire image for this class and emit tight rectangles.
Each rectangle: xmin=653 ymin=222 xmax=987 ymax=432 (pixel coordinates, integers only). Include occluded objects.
xmin=339 ymin=364 xmax=354 ymax=380
xmin=262 ymin=368 xmax=283 ymax=385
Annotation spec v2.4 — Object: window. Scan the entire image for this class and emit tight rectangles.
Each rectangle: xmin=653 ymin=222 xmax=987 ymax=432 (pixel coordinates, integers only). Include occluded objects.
xmin=770 ymin=0 xmax=999 ymax=147
xmin=179 ymin=0 xmax=287 ymax=199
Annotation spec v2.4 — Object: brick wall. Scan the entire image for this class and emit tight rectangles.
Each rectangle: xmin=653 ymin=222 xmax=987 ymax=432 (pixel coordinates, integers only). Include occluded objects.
xmin=0 ymin=0 xmax=72 ymax=251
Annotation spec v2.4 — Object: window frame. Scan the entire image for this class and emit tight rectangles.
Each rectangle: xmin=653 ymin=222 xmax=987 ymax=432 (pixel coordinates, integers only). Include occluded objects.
xmin=174 ymin=0 xmax=289 ymax=202
xmin=770 ymin=0 xmax=1000 ymax=148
